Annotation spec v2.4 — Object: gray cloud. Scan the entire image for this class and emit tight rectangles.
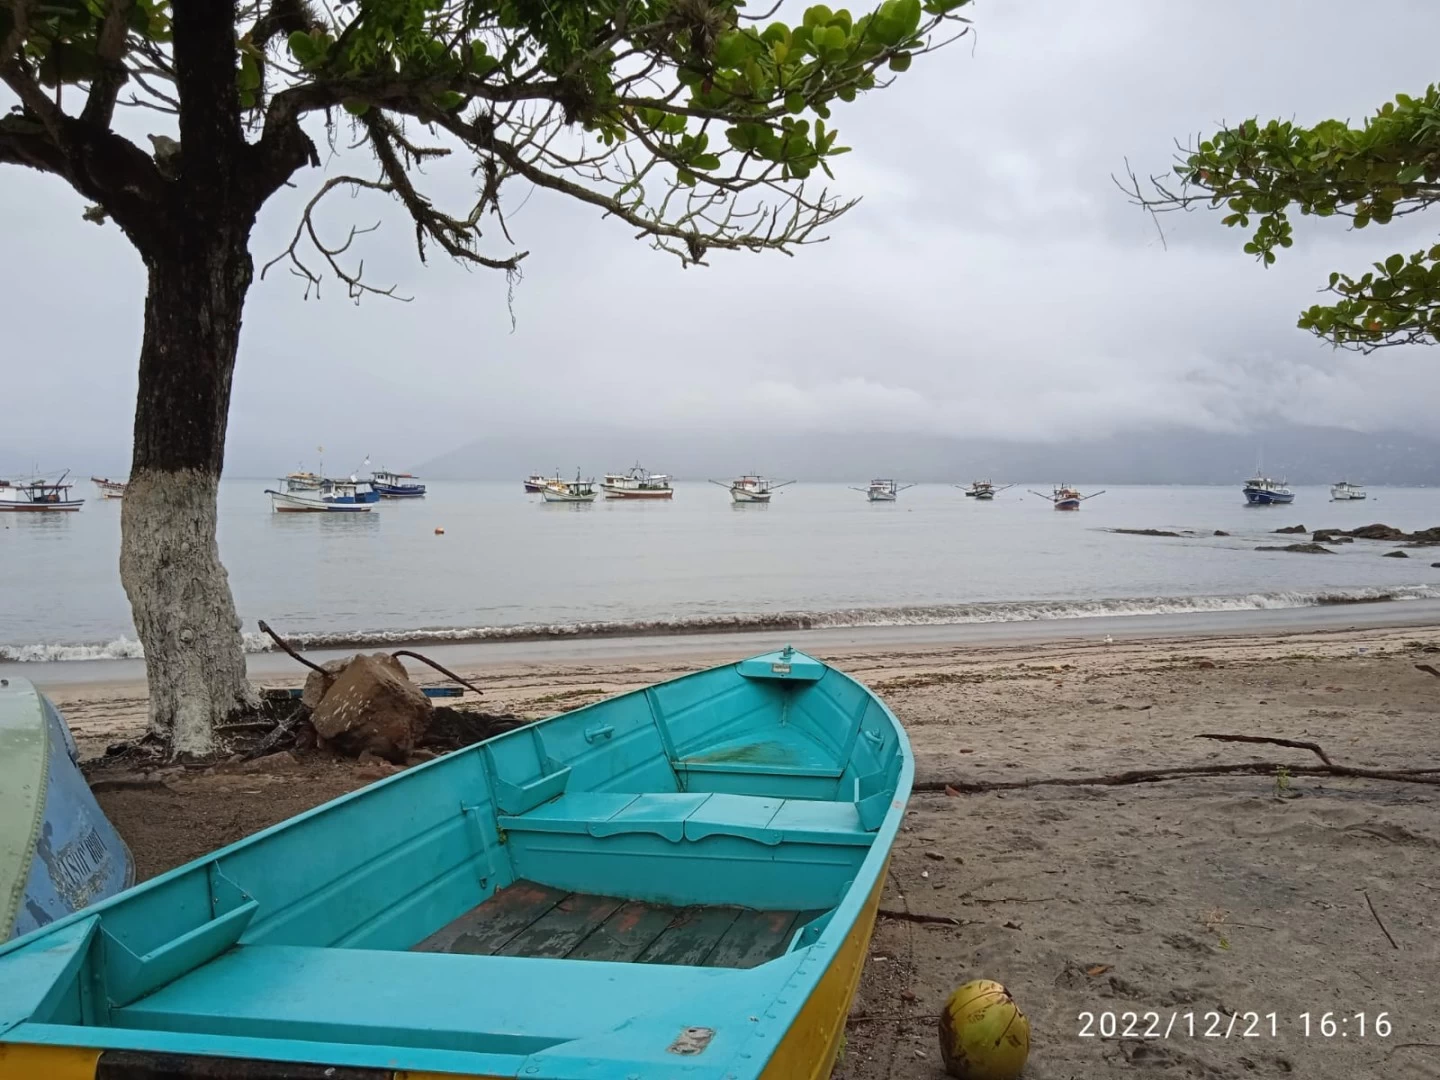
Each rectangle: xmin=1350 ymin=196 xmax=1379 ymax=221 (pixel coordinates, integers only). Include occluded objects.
xmin=3 ymin=0 xmax=1438 ymax=478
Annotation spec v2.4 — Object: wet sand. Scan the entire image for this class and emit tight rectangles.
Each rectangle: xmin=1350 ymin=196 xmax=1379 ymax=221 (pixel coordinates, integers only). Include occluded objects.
xmin=52 ymin=620 xmax=1440 ymax=1078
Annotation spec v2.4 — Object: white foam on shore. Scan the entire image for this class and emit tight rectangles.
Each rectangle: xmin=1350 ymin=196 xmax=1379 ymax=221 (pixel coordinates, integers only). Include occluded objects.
xmin=4 ymin=585 xmax=1437 ymax=662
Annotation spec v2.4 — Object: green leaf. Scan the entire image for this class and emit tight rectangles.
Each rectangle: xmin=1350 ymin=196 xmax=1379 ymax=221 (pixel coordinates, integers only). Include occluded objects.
xmin=888 ymin=51 xmax=912 ymax=72
xmin=342 ymin=100 xmax=370 ymax=117
xmin=1384 ymin=252 xmax=1405 ymax=275
xmin=692 ymin=153 xmax=722 ymax=170
xmin=803 ymin=5 xmax=834 ymax=28
xmin=1396 ymin=163 xmax=1426 ymax=185
xmin=677 ymin=168 xmax=698 ymax=187
xmin=785 ymin=92 xmax=807 ymax=114
xmin=434 ymin=90 xmax=465 ymax=112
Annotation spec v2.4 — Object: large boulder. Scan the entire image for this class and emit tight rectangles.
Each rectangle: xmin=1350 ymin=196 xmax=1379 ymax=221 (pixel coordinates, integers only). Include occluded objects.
xmin=301 ymin=657 xmax=353 ymax=710
xmin=1255 ymin=543 xmax=1334 ymax=554
xmin=310 ymin=653 xmax=432 ymax=763
xmin=1273 ymin=524 xmax=1307 ymax=534
xmin=1347 ymin=523 xmax=1406 ymax=541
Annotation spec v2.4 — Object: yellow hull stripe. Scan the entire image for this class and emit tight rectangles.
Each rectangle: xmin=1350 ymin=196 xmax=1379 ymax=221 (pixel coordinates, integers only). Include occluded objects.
xmin=0 ymin=1044 xmax=100 ymax=1079
xmin=758 ymin=860 xmax=889 ymax=1080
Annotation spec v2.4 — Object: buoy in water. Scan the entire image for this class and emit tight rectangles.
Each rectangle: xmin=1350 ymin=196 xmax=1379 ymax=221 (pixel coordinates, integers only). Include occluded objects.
xmin=938 ymin=979 xmax=1030 ymax=1079
xmin=434 ymin=527 xmax=445 ymax=535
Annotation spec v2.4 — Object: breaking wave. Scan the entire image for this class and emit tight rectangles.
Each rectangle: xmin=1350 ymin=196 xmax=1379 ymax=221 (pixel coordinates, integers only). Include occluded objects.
xmin=4 ymin=585 xmax=1439 ymax=662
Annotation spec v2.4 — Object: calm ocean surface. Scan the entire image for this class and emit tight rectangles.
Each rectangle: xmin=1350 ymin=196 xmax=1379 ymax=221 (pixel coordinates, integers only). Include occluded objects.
xmin=2 ymin=480 xmax=1437 ymax=662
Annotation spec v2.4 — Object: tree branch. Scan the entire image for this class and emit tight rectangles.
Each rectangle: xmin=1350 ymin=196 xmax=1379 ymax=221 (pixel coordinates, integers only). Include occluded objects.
xmin=79 ymin=0 xmax=136 ymax=129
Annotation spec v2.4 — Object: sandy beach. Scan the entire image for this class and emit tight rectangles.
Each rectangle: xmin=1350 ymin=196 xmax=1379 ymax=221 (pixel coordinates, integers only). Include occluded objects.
xmin=37 ymin=618 xmax=1440 ymax=1078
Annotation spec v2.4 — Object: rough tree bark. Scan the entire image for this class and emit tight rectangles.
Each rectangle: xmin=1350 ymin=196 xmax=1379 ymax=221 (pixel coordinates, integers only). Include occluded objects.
xmin=113 ymin=0 xmax=268 ymax=756
xmin=119 ymin=234 xmax=259 ymax=756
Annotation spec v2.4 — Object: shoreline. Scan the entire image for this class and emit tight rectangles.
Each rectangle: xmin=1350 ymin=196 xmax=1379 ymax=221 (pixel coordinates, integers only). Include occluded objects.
xmin=8 ymin=596 xmax=1440 ymax=696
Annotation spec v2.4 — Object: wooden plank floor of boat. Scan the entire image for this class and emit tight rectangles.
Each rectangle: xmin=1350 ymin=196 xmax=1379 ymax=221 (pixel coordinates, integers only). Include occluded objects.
xmin=414 ymin=880 xmax=822 ymax=968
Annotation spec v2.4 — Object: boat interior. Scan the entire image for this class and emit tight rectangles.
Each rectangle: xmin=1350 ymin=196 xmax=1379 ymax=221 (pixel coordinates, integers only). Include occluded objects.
xmin=2 ymin=648 xmax=908 ymax=1073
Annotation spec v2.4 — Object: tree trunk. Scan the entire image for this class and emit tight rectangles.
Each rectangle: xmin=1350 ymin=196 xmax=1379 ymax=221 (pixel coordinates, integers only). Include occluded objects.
xmin=119 ymin=226 xmax=258 ymax=757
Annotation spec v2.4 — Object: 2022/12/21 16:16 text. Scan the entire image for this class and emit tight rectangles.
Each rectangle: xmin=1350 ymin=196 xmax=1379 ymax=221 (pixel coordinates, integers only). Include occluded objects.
xmin=1077 ymin=1011 xmax=1395 ymax=1039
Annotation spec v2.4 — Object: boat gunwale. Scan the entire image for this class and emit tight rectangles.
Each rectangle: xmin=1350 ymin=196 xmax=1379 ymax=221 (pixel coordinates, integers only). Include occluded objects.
xmin=0 ymin=652 xmax=914 ymax=1079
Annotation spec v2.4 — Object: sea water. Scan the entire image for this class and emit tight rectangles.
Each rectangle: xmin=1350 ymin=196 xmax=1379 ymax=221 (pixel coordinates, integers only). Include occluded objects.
xmin=1 ymin=480 xmax=1436 ymax=662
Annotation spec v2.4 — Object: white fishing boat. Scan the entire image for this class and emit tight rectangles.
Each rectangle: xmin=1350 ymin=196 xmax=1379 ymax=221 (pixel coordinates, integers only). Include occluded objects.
xmin=264 ymin=479 xmax=376 ymax=513
xmin=90 ymin=476 xmax=127 ymax=499
xmin=957 ymin=479 xmax=1014 ymax=500
xmin=851 ymin=478 xmax=913 ymax=502
xmin=0 ymin=473 xmax=85 ymax=512
xmin=540 ymin=472 xmax=598 ymax=503
xmin=600 ymin=463 xmax=674 ymax=499
xmin=710 ymin=474 xmax=795 ymax=503
xmin=1330 ymin=480 xmax=1367 ymax=501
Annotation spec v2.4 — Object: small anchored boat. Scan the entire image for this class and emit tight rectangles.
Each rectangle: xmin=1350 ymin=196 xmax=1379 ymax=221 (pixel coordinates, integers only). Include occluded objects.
xmin=710 ymin=473 xmax=795 ymax=504
xmin=371 ymin=469 xmax=427 ymax=499
xmin=525 ymin=471 xmax=561 ymax=494
xmin=1330 ymin=480 xmax=1366 ymax=501
xmin=1030 ymin=484 xmax=1105 ymax=511
xmin=541 ymin=471 xmax=599 ymax=503
xmin=0 ymin=646 xmax=910 ymax=1080
xmin=3 ymin=677 xmax=135 ymax=943
xmin=957 ymin=480 xmax=1014 ymax=500
xmin=90 ymin=476 xmax=127 ymax=499
xmin=0 ymin=473 xmax=85 ymax=512
xmin=852 ymin=478 xmax=913 ymax=502
xmin=1242 ymin=475 xmax=1294 ymax=506
xmin=264 ymin=478 xmax=377 ymax=513
xmin=601 ymin=464 xmax=674 ymax=499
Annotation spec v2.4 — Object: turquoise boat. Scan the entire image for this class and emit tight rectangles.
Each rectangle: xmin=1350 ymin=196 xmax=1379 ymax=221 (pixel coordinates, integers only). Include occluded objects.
xmin=0 ymin=646 xmax=911 ymax=1080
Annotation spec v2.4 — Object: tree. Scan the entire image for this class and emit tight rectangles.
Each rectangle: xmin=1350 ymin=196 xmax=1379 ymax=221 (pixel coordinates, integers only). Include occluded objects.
xmin=0 ymin=0 xmax=971 ymax=756
xmin=1132 ymin=84 xmax=1440 ymax=351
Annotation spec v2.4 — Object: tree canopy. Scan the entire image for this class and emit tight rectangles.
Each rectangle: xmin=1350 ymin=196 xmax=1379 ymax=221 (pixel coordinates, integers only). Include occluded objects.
xmin=1136 ymin=84 xmax=1440 ymax=352
xmin=3 ymin=0 xmax=973 ymax=297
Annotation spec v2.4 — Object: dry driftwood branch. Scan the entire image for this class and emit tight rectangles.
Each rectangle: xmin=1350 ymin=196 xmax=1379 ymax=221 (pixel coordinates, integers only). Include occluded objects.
xmin=257 ymin=619 xmax=328 ymax=676
xmin=916 ymin=761 xmax=1440 ymax=794
xmin=1363 ymin=891 xmax=1400 ymax=950
xmin=391 ymin=649 xmax=485 ymax=698
xmin=1195 ymin=733 xmax=1334 ymax=766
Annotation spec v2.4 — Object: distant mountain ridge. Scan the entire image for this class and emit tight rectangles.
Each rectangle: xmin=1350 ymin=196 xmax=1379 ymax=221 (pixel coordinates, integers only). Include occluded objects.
xmin=417 ymin=425 xmax=1440 ymax=486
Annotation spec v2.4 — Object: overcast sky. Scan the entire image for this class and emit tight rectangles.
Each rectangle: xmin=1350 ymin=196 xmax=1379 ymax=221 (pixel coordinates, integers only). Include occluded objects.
xmin=3 ymin=0 xmax=1437 ymax=478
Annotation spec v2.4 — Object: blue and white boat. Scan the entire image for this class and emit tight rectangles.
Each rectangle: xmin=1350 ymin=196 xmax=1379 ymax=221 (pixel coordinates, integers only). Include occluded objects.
xmin=0 ymin=646 xmax=910 ymax=1080
xmin=1243 ymin=475 xmax=1295 ymax=505
xmin=371 ymin=469 xmax=427 ymax=498
xmin=264 ymin=478 xmax=378 ymax=513
xmin=2 ymin=678 xmax=135 ymax=943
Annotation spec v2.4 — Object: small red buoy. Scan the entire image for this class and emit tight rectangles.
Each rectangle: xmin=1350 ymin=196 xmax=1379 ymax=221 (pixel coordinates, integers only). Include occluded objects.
xmin=434 ymin=527 xmax=445 ymax=535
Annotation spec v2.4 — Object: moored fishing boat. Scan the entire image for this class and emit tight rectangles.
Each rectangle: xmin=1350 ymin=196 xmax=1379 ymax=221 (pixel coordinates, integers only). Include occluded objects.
xmin=1242 ymin=475 xmax=1294 ymax=505
xmin=523 ymin=472 xmax=558 ymax=493
xmin=958 ymin=480 xmax=1014 ymax=500
xmin=92 ymin=477 xmax=127 ymax=499
xmin=0 ymin=473 xmax=85 ymax=512
xmin=264 ymin=478 xmax=376 ymax=513
xmin=371 ymin=469 xmax=427 ymax=498
xmin=1029 ymin=484 xmax=1104 ymax=510
xmin=710 ymin=473 xmax=795 ymax=503
xmin=3 ymin=677 xmax=135 ymax=942
xmin=283 ymin=470 xmax=323 ymax=491
xmin=1330 ymin=480 xmax=1366 ymax=501
xmin=540 ymin=471 xmax=598 ymax=503
xmin=851 ymin=478 xmax=913 ymax=502
xmin=0 ymin=646 xmax=910 ymax=1080
xmin=600 ymin=463 xmax=674 ymax=499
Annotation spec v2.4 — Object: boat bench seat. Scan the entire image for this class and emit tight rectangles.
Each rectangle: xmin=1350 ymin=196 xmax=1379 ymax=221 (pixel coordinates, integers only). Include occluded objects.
xmin=498 ymin=792 xmax=873 ymax=846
